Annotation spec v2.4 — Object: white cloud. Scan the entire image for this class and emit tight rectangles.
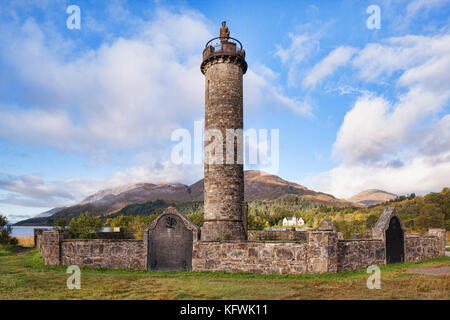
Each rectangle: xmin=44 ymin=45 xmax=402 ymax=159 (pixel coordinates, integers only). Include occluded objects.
xmin=352 ymin=35 xmax=450 ymax=82
xmin=0 ymin=10 xmax=210 ymax=154
xmin=378 ymin=0 xmax=450 ymax=33
xmin=105 ymin=160 xmax=202 ymax=189
xmin=0 ymin=8 xmax=308 ymax=156
xmin=303 ymin=46 xmax=357 ymax=89
xmin=245 ymin=64 xmax=313 ymax=116
xmin=405 ymin=0 xmax=450 ymax=23
xmin=0 ymin=160 xmax=203 ymax=209
xmin=275 ymin=33 xmax=320 ymax=87
xmin=305 ymin=33 xmax=450 ymax=197
xmin=335 ymin=34 xmax=450 ymax=165
xmin=303 ymin=155 xmax=450 ymax=199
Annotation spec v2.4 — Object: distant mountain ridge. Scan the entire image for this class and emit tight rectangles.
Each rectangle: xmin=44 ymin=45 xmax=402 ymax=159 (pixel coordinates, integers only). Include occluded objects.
xmin=16 ymin=170 xmax=355 ymax=225
xmin=32 ymin=207 xmax=66 ymax=218
xmin=349 ymin=189 xmax=398 ymax=206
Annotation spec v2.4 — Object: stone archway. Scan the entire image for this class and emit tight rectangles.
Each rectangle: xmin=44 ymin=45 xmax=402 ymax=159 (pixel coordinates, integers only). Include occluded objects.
xmin=385 ymin=216 xmax=404 ymax=264
xmin=144 ymin=207 xmax=200 ymax=271
xmin=372 ymin=207 xmax=406 ymax=264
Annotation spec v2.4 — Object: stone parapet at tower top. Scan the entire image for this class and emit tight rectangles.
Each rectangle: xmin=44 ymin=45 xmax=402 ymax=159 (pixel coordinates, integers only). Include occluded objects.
xmin=201 ymin=22 xmax=247 ymax=75
xmin=200 ymin=22 xmax=248 ymax=241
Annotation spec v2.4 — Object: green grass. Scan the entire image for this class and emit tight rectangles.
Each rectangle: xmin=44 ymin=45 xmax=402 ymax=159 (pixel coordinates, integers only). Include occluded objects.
xmin=0 ymin=245 xmax=449 ymax=300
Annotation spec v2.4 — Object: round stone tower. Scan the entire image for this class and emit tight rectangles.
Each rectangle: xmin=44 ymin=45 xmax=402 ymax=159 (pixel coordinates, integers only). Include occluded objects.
xmin=200 ymin=22 xmax=248 ymax=241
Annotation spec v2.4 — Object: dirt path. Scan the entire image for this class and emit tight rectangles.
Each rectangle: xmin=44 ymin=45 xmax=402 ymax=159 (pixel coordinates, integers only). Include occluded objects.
xmin=407 ymin=266 xmax=450 ymax=276
xmin=15 ymin=247 xmax=33 ymax=255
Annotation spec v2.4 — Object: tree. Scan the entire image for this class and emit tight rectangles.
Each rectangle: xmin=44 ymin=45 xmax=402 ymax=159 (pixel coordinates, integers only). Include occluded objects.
xmin=0 ymin=215 xmax=17 ymax=245
xmin=68 ymin=212 xmax=102 ymax=239
xmin=106 ymin=214 xmax=159 ymax=240
xmin=129 ymin=214 xmax=159 ymax=240
xmin=54 ymin=218 xmax=67 ymax=230
xmin=108 ymin=215 xmax=132 ymax=232
xmin=187 ymin=213 xmax=204 ymax=227
xmin=248 ymin=215 xmax=269 ymax=230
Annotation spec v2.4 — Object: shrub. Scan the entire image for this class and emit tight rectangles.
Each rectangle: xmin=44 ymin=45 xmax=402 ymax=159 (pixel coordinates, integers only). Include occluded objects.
xmin=68 ymin=211 xmax=102 ymax=239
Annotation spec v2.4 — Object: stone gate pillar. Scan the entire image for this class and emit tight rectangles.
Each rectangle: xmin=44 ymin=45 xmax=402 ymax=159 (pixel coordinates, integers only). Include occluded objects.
xmin=428 ymin=228 xmax=447 ymax=256
xmin=307 ymin=220 xmax=339 ymax=273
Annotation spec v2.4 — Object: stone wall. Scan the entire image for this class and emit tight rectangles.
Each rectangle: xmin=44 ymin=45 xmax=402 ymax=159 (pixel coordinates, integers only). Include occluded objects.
xmin=61 ymin=239 xmax=146 ymax=270
xmin=248 ymin=229 xmax=307 ymax=241
xmin=337 ymin=239 xmax=385 ymax=271
xmin=94 ymin=232 xmax=135 ymax=239
xmin=405 ymin=235 xmax=440 ymax=262
xmin=192 ymin=240 xmax=309 ymax=274
xmin=36 ymin=230 xmax=146 ymax=270
xmin=34 ymin=218 xmax=447 ymax=274
xmin=193 ymin=230 xmax=339 ymax=274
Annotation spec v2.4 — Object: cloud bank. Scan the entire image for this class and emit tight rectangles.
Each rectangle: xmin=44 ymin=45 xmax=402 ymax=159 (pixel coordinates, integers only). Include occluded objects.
xmin=304 ymin=34 xmax=450 ymax=198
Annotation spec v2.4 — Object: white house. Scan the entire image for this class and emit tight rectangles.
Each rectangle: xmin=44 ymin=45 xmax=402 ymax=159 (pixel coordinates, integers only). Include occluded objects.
xmin=282 ymin=216 xmax=305 ymax=227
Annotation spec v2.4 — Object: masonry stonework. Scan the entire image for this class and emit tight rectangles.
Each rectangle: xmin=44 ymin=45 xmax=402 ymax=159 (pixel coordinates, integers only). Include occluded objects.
xmin=337 ymin=240 xmax=385 ymax=271
xmin=405 ymin=235 xmax=441 ymax=262
xmin=39 ymin=230 xmax=68 ymax=266
xmin=248 ymin=229 xmax=307 ymax=241
xmin=200 ymin=31 xmax=247 ymax=241
xmin=61 ymin=240 xmax=146 ymax=270
xmin=192 ymin=241 xmax=309 ymax=274
xmin=428 ymin=228 xmax=447 ymax=256
xmin=307 ymin=230 xmax=338 ymax=273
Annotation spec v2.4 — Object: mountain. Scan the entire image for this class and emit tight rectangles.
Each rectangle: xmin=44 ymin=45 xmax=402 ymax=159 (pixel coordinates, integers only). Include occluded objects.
xmin=15 ymin=170 xmax=355 ymax=225
xmin=32 ymin=207 xmax=66 ymax=218
xmin=349 ymin=189 xmax=398 ymax=206
xmin=243 ymin=171 xmax=352 ymax=206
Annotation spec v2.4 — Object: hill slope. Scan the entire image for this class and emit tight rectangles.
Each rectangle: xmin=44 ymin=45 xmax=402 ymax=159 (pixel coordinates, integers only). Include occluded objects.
xmin=349 ymin=189 xmax=397 ymax=206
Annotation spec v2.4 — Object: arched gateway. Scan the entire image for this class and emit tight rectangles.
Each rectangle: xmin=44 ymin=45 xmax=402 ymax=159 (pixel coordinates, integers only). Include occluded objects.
xmin=372 ymin=207 xmax=406 ymax=264
xmin=143 ymin=207 xmax=200 ymax=271
xmin=385 ymin=216 xmax=404 ymax=263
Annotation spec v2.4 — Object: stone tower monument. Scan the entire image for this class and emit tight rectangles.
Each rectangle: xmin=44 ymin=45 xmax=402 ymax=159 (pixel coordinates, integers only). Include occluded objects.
xmin=200 ymin=22 xmax=248 ymax=240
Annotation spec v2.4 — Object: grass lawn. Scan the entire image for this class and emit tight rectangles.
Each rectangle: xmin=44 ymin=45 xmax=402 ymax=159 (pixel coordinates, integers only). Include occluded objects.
xmin=0 ymin=245 xmax=449 ymax=300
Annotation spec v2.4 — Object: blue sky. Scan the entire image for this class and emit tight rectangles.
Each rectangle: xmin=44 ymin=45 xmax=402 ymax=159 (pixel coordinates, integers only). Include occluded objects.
xmin=0 ymin=0 xmax=449 ymax=222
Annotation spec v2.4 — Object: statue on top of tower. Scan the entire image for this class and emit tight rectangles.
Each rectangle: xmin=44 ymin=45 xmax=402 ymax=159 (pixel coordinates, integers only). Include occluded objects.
xmin=220 ymin=21 xmax=230 ymax=43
